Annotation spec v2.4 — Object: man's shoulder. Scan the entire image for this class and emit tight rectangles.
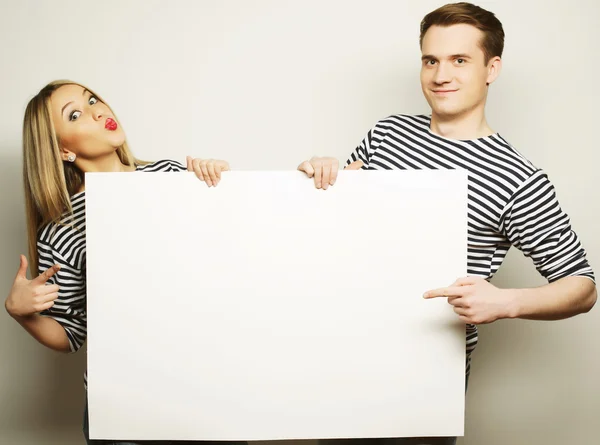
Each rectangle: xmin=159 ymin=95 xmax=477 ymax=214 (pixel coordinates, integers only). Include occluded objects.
xmin=372 ymin=113 xmax=430 ymax=130
xmin=364 ymin=114 xmax=430 ymax=145
xmin=485 ymin=134 xmax=540 ymax=178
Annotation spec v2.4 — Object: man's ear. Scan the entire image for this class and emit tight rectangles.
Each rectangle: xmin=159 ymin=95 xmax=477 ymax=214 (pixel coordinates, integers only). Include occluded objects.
xmin=486 ymin=56 xmax=502 ymax=86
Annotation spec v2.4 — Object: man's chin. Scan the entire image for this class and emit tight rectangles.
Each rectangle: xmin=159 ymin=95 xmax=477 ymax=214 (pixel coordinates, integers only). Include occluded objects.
xmin=431 ymin=107 xmax=461 ymax=120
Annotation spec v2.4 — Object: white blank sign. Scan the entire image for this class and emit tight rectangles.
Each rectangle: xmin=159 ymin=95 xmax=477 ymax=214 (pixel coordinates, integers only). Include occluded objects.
xmin=85 ymin=170 xmax=467 ymax=441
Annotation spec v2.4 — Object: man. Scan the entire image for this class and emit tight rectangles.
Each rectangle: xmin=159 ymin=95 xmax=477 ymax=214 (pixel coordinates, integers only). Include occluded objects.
xmin=297 ymin=3 xmax=597 ymax=445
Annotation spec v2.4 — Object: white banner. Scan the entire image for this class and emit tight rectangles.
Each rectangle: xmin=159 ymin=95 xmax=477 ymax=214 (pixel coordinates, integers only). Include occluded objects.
xmin=85 ymin=170 xmax=467 ymax=441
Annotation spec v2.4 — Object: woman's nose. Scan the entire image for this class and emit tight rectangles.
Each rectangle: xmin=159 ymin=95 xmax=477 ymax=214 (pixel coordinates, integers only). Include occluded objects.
xmin=92 ymin=104 xmax=107 ymax=120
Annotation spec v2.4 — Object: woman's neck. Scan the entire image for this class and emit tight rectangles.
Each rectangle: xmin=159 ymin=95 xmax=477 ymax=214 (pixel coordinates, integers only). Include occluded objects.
xmin=79 ymin=152 xmax=136 ymax=173
xmin=75 ymin=152 xmax=136 ymax=193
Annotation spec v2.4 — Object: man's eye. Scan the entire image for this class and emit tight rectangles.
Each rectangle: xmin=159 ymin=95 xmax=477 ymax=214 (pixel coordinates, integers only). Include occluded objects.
xmin=457 ymin=59 xmax=465 ymax=64
xmin=69 ymin=110 xmax=82 ymax=121
xmin=428 ymin=60 xmax=436 ymax=65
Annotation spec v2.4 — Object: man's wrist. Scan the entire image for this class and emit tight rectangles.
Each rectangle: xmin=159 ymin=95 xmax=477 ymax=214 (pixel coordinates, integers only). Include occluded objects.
xmin=503 ymin=288 xmax=522 ymax=319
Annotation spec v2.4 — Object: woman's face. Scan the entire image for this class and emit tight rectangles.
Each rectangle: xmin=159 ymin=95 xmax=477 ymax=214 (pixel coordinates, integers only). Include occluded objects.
xmin=50 ymin=84 xmax=126 ymax=161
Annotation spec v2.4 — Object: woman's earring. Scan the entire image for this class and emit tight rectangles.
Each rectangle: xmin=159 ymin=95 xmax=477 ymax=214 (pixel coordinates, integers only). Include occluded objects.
xmin=67 ymin=154 xmax=76 ymax=162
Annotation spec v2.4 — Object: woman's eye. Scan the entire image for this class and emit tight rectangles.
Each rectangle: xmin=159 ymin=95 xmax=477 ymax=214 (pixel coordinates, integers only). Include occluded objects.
xmin=89 ymin=96 xmax=98 ymax=105
xmin=69 ymin=110 xmax=82 ymax=121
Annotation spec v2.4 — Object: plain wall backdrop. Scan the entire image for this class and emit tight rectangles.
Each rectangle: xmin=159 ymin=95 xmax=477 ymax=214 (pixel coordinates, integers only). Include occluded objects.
xmin=1 ymin=1 xmax=598 ymax=444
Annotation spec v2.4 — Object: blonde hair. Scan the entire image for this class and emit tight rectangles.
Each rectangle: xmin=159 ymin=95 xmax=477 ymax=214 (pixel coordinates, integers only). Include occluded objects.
xmin=23 ymin=80 xmax=146 ymax=276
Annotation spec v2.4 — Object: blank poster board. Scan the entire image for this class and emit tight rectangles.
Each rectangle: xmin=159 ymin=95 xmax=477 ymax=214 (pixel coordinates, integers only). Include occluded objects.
xmin=85 ymin=170 xmax=467 ymax=441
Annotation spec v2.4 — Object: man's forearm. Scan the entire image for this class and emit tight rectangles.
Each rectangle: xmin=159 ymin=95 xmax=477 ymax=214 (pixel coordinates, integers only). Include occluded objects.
xmin=11 ymin=313 xmax=71 ymax=352
xmin=508 ymin=276 xmax=597 ymax=321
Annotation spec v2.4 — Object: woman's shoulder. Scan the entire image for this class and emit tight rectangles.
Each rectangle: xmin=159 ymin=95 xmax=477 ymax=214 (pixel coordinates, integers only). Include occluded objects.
xmin=136 ymin=159 xmax=187 ymax=172
xmin=37 ymin=194 xmax=87 ymax=260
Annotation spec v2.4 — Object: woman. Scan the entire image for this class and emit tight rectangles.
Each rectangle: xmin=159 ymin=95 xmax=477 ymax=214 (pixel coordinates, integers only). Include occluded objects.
xmin=4 ymin=80 xmax=238 ymax=445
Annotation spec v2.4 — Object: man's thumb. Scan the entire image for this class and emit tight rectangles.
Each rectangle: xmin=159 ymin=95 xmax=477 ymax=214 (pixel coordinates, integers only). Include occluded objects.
xmin=298 ymin=161 xmax=315 ymax=178
xmin=344 ymin=160 xmax=364 ymax=170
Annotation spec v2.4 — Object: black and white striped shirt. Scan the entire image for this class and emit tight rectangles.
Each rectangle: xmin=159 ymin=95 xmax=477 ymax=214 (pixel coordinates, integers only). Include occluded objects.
xmin=38 ymin=160 xmax=187 ymax=386
xmin=348 ymin=114 xmax=595 ymax=374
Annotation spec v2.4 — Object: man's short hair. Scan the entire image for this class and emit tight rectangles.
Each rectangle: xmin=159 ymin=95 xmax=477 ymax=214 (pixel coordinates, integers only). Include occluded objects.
xmin=420 ymin=2 xmax=505 ymax=64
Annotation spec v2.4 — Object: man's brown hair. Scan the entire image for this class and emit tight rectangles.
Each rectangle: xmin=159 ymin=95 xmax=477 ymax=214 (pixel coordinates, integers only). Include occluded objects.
xmin=420 ymin=2 xmax=505 ymax=64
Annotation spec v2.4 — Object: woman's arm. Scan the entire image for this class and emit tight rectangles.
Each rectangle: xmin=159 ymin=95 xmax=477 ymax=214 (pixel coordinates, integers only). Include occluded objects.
xmin=5 ymin=255 xmax=70 ymax=352
xmin=10 ymin=313 xmax=71 ymax=352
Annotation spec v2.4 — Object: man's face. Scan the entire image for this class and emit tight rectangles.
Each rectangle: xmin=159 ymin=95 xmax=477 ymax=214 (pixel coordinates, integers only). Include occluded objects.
xmin=420 ymin=24 xmax=499 ymax=120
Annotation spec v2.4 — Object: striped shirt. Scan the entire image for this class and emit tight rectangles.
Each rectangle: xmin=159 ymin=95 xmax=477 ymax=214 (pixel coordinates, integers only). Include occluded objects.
xmin=38 ymin=159 xmax=187 ymax=386
xmin=348 ymin=114 xmax=595 ymax=376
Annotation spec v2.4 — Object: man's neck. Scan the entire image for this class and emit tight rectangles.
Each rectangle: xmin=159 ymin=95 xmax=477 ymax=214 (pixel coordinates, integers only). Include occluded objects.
xmin=429 ymin=109 xmax=494 ymax=141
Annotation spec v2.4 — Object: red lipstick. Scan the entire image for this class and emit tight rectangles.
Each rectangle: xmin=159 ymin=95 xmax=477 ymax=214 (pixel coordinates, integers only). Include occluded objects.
xmin=105 ymin=118 xmax=118 ymax=131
